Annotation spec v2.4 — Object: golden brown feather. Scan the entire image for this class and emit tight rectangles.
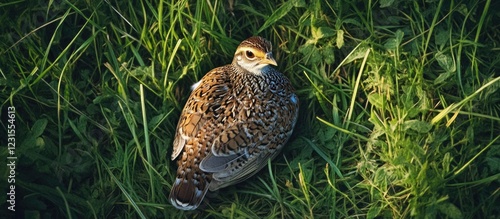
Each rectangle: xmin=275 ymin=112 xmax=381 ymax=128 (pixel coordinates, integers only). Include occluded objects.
xmin=169 ymin=36 xmax=299 ymax=210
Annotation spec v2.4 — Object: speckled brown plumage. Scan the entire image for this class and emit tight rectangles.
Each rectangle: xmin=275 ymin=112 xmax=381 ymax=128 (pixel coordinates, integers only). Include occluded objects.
xmin=169 ymin=36 xmax=299 ymax=210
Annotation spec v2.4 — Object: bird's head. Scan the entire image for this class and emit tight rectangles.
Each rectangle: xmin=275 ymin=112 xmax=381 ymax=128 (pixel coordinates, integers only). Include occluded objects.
xmin=233 ymin=36 xmax=277 ymax=75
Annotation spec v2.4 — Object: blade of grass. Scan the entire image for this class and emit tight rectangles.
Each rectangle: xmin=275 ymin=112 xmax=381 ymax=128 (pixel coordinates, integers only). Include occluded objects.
xmin=431 ymin=76 xmax=500 ymax=125
xmin=140 ymin=84 xmax=155 ymax=200
xmin=97 ymin=156 xmax=147 ymax=219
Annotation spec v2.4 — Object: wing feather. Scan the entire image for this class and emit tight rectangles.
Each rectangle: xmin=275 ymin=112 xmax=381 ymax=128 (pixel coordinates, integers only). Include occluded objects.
xmin=171 ymin=67 xmax=231 ymax=160
xmin=200 ymin=74 xmax=299 ymax=190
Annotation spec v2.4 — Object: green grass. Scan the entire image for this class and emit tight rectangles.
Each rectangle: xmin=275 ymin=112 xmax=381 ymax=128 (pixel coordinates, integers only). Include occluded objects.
xmin=1 ymin=0 xmax=499 ymax=218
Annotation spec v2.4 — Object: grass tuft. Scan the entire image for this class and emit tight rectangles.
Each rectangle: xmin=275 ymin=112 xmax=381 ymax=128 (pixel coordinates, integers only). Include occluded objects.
xmin=1 ymin=0 xmax=499 ymax=218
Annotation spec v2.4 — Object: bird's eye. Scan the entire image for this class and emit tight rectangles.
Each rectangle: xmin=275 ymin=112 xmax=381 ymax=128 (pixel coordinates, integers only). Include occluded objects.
xmin=245 ymin=50 xmax=255 ymax=59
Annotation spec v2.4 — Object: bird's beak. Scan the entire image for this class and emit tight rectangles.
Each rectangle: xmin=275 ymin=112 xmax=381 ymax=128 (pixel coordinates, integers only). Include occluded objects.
xmin=261 ymin=52 xmax=278 ymax=66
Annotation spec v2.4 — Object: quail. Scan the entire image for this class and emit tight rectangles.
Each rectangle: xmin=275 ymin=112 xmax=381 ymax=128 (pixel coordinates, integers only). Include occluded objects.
xmin=169 ymin=36 xmax=299 ymax=210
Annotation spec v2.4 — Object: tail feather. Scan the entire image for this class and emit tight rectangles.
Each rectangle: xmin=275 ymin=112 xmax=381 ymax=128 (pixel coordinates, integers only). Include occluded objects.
xmin=169 ymin=177 xmax=209 ymax=210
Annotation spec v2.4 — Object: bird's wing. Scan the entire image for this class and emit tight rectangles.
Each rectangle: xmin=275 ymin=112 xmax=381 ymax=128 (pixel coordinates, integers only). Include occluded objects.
xmin=171 ymin=66 xmax=231 ymax=160
xmin=199 ymin=80 xmax=299 ymax=189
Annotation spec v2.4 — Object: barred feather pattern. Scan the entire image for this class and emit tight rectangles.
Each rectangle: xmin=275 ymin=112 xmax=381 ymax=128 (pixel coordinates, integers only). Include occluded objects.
xmin=169 ymin=36 xmax=299 ymax=210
